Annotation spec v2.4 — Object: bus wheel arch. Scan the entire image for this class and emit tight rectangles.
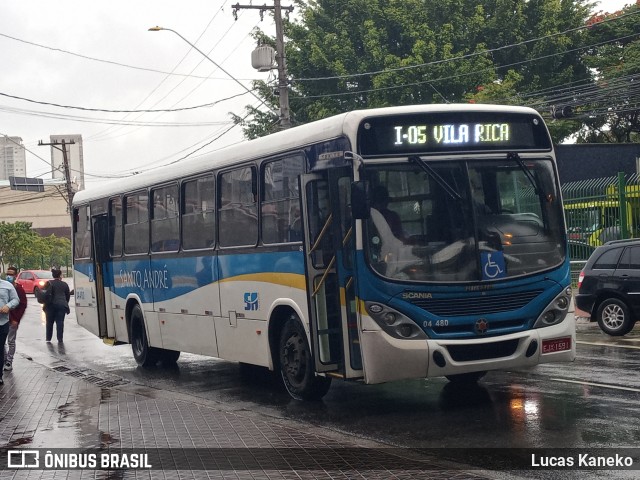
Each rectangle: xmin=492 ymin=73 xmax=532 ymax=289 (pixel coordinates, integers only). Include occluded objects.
xmin=268 ymin=305 xmax=297 ymax=373
xmin=277 ymin=314 xmax=331 ymax=401
xmin=127 ymin=301 xmax=159 ymax=367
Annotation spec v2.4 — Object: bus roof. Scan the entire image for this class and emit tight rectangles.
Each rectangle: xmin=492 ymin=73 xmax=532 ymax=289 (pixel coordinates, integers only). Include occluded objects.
xmin=73 ymin=103 xmax=541 ymax=205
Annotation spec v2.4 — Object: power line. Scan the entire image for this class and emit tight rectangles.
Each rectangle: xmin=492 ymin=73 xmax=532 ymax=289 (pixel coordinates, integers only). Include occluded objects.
xmin=289 ymin=32 xmax=640 ymax=101
xmin=0 ymin=31 xmax=257 ymax=82
xmin=290 ymin=9 xmax=640 ymax=83
xmin=86 ymin=2 xmax=243 ymax=143
xmin=90 ymin=19 xmax=260 ymax=143
xmin=0 ymin=104 xmax=238 ymax=127
xmin=0 ymin=90 xmax=251 ymax=114
xmin=0 ymin=132 xmax=55 ymax=171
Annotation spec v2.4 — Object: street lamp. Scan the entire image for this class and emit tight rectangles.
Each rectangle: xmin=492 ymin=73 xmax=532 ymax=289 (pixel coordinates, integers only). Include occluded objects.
xmin=148 ymin=26 xmax=277 ymax=117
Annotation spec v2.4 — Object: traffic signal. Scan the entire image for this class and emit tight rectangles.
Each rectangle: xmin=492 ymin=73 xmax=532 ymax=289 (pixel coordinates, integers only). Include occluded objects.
xmin=550 ymin=105 xmax=574 ymax=119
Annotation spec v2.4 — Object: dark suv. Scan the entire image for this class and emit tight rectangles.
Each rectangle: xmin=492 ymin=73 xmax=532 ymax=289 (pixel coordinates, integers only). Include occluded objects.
xmin=576 ymin=239 xmax=640 ymax=336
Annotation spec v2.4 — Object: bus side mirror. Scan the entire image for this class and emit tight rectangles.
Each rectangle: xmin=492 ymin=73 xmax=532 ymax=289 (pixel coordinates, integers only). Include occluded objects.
xmin=351 ymin=181 xmax=370 ymax=219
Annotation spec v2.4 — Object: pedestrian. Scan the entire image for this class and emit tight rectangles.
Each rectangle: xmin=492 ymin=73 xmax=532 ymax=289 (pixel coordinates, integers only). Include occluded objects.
xmin=4 ymin=266 xmax=27 ymax=371
xmin=0 ymin=273 xmax=19 ymax=385
xmin=44 ymin=268 xmax=70 ymax=343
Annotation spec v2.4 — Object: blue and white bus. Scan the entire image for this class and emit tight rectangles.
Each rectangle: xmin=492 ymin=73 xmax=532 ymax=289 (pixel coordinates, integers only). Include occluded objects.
xmin=72 ymin=104 xmax=575 ymax=400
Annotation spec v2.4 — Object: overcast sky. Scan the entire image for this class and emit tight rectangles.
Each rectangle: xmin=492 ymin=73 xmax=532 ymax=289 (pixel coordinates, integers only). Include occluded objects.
xmin=0 ymin=0 xmax=633 ymax=189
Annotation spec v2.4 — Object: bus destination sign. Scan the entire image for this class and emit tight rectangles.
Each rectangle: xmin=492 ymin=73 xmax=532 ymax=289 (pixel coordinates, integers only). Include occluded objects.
xmin=358 ymin=111 xmax=552 ymax=156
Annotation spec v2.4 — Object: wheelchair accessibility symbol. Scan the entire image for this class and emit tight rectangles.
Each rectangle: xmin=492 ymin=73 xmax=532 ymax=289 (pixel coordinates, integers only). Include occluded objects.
xmin=481 ymin=252 xmax=506 ymax=280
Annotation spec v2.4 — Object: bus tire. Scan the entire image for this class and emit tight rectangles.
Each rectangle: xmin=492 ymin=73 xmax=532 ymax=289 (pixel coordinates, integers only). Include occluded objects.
xmin=159 ymin=349 xmax=180 ymax=366
xmin=597 ymin=298 xmax=634 ymax=336
xmin=445 ymin=371 xmax=487 ymax=384
xmin=130 ymin=305 xmax=159 ymax=367
xmin=279 ymin=317 xmax=331 ymax=401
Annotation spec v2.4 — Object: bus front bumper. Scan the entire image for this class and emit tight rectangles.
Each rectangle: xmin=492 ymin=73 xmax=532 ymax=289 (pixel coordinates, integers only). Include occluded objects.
xmin=360 ymin=315 xmax=576 ymax=384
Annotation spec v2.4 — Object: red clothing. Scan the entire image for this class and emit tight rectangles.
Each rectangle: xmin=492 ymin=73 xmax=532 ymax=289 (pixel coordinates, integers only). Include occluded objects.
xmin=10 ymin=283 xmax=27 ymax=323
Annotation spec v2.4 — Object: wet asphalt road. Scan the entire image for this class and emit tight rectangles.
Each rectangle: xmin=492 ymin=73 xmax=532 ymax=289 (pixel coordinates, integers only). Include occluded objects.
xmin=11 ymin=296 xmax=640 ymax=478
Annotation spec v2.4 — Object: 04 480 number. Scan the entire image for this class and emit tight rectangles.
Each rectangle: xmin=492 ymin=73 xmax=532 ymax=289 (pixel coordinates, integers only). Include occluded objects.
xmin=423 ymin=319 xmax=449 ymax=328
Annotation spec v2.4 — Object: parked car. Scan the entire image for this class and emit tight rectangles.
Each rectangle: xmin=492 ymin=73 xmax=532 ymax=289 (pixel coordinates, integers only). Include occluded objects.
xmin=15 ymin=270 xmax=54 ymax=295
xmin=575 ymin=239 xmax=640 ymax=336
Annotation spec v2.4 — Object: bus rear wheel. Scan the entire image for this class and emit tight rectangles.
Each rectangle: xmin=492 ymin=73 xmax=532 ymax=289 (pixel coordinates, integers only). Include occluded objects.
xmin=130 ymin=305 xmax=159 ymax=367
xmin=445 ymin=371 xmax=487 ymax=384
xmin=279 ymin=317 xmax=331 ymax=401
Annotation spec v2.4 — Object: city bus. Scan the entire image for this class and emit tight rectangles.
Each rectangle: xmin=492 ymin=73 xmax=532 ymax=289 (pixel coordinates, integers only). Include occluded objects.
xmin=72 ymin=104 xmax=575 ymax=400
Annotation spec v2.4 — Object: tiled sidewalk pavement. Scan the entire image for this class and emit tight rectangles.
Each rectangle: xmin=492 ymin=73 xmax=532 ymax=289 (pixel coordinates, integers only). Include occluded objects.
xmin=0 ymin=355 xmax=494 ymax=480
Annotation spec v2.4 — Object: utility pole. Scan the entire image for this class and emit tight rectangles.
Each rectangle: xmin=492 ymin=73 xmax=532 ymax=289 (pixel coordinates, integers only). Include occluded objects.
xmin=38 ymin=139 xmax=75 ymax=209
xmin=233 ymin=1 xmax=293 ymax=129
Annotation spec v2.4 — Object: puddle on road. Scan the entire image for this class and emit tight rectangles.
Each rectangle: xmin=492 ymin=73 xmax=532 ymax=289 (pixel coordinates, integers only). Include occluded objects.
xmin=6 ymin=382 xmax=120 ymax=449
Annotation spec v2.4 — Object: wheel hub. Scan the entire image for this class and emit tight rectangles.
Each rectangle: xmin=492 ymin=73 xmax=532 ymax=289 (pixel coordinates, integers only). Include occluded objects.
xmin=282 ymin=336 xmax=305 ymax=381
xmin=603 ymin=305 xmax=624 ymax=329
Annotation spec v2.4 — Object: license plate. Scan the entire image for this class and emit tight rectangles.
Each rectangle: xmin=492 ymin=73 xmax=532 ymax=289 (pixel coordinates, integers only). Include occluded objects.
xmin=542 ymin=337 xmax=572 ymax=354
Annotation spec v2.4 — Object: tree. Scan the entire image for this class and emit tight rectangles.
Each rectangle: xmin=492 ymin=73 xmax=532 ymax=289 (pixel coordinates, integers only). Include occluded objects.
xmin=575 ymin=1 xmax=640 ymax=143
xmin=237 ymin=0 xmax=595 ymax=143
xmin=0 ymin=221 xmax=71 ymax=272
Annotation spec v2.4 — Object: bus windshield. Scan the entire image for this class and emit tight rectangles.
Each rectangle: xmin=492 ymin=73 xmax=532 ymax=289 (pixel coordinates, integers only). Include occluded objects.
xmin=364 ymin=157 xmax=565 ymax=282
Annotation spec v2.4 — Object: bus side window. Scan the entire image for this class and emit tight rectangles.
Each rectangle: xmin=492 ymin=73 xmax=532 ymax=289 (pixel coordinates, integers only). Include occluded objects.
xmin=109 ymin=197 xmax=123 ymax=257
xmin=182 ymin=176 xmax=215 ymax=250
xmin=151 ymin=184 xmax=179 ymax=252
xmin=219 ymin=167 xmax=258 ymax=248
xmin=124 ymin=192 xmax=149 ymax=254
xmin=73 ymin=206 xmax=91 ymax=259
xmin=262 ymin=155 xmax=304 ymax=244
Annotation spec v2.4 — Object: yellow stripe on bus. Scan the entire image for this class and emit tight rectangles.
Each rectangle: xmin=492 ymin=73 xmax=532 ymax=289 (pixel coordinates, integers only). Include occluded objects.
xmin=219 ymin=272 xmax=306 ymax=290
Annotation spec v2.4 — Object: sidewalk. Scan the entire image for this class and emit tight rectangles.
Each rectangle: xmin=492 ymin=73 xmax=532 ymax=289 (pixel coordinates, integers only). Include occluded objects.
xmin=0 ymin=342 xmax=493 ymax=479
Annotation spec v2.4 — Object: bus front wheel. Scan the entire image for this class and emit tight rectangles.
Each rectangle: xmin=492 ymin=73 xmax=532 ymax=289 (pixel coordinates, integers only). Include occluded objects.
xmin=279 ymin=317 xmax=331 ymax=401
xmin=130 ymin=305 xmax=159 ymax=367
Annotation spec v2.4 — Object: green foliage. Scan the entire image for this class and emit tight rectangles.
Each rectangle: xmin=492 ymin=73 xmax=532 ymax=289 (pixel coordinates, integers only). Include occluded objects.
xmin=0 ymin=221 xmax=71 ymax=272
xmin=576 ymin=2 xmax=640 ymax=143
xmin=239 ymin=0 xmax=607 ymax=143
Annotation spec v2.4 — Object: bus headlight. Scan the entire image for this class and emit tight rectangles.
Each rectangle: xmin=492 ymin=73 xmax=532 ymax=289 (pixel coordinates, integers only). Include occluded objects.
xmin=533 ymin=290 xmax=571 ymax=329
xmin=365 ymin=302 xmax=427 ymax=339
xmin=383 ymin=312 xmax=397 ymax=325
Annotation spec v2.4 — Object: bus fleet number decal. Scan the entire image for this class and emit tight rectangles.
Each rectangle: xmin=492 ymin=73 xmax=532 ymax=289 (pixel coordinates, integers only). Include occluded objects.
xmin=423 ymin=319 xmax=448 ymax=328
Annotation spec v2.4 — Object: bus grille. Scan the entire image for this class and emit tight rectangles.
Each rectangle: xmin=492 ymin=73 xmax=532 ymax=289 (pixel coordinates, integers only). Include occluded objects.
xmin=409 ymin=290 xmax=543 ymax=317
xmin=446 ymin=339 xmax=520 ymax=362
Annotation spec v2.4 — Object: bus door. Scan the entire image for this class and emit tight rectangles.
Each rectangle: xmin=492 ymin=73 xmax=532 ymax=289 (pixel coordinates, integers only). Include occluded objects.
xmin=90 ymin=214 xmax=115 ymax=339
xmin=300 ymin=168 xmax=363 ymax=378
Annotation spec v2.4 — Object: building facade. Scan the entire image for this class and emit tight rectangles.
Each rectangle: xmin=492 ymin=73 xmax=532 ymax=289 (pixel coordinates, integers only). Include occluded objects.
xmin=0 ymin=185 xmax=70 ymax=239
xmin=556 ymin=144 xmax=640 ymax=183
xmin=50 ymin=134 xmax=85 ymax=191
xmin=0 ymin=136 xmax=27 ymax=180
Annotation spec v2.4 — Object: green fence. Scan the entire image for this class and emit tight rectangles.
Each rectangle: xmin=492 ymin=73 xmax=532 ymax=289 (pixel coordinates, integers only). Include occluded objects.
xmin=562 ymin=172 xmax=640 ymax=287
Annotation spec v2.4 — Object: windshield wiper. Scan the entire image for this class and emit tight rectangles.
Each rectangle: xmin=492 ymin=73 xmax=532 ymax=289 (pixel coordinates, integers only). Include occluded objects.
xmin=409 ymin=156 xmax=461 ymax=200
xmin=507 ymin=152 xmax=539 ymax=194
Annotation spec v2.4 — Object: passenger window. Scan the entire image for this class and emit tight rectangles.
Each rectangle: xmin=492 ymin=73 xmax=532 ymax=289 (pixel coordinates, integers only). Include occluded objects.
xmin=109 ymin=197 xmax=123 ymax=257
xmin=182 ymin=176 xmax=215 ymax=250
xmin=219 ymin=167 xmax=257 ymax=247
xmin=593 ymin=247 xmax=622 ymax=270
xmin=124 ymin=192 xmax=149 ymax=254
xmin=73 ymin=206 xmax=91 ymax=259
xmin=151 ymin=185 xmax=179 ymax=252
xmin=262 ymin=155 xmax=304 ymax=243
